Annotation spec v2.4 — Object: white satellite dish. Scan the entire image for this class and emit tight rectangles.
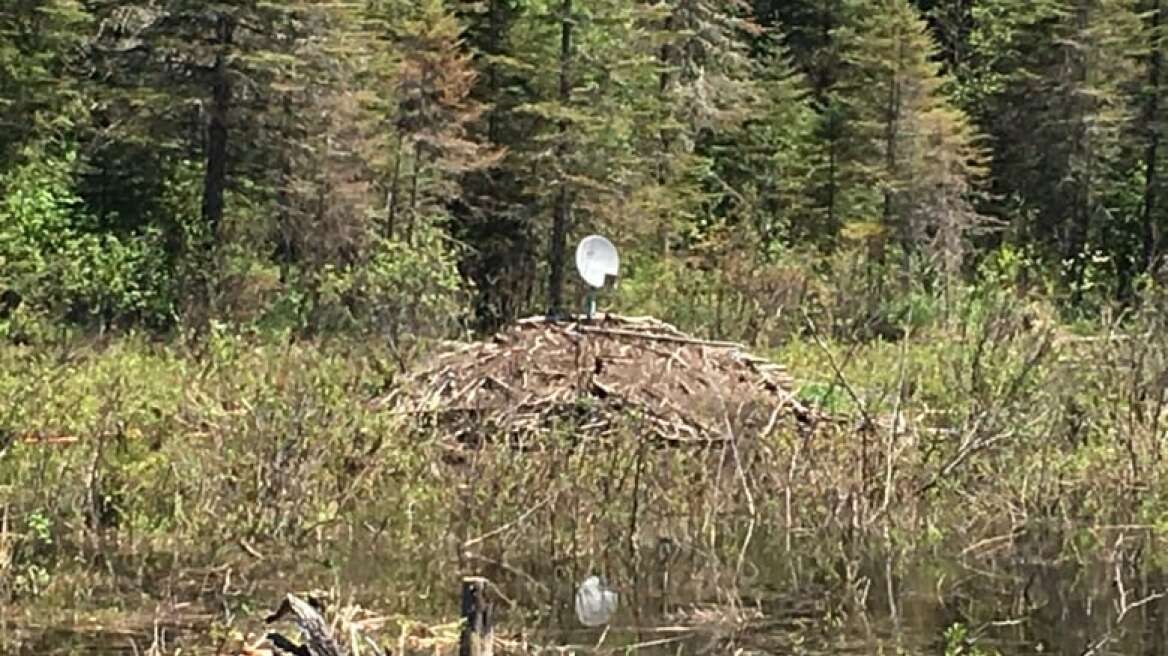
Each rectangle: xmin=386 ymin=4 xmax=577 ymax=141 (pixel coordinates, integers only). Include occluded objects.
xmin=575 ymin=235 xmax=619 ymax=289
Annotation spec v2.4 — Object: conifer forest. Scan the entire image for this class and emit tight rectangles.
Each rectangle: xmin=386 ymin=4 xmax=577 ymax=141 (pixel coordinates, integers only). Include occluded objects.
xmin=10 ymin=1 xmax=1168 ymax=654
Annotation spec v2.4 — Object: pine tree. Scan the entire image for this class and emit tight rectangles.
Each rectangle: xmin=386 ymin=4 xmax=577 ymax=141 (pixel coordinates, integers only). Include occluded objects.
xmin=86 ymin=2 xmax=305 ymax=257
xmin=756 ymin=0 xmax=866 ymax=246
xmin=266 ymin=3 xmax=373 ymax=277
xmin=704 ymin=37 xmax=820 ymax=251
xmin=754 ymin=0 xmax=848 ymax=97
xmin=962 ymin=0 xmax=1145 ymax=296
xmin=548 ymin=0 xmax=572 ymax=315
xmin=498 ymin=0 xmax=648 ymax=315
xmin=381 ymin=0 xmax=501 ymax=244
xmin=831 ymin=0 xmax=984 ymax=277
xmin=1140 ymin=0 xmax=1165 ymax=279
xmin=0 ymin=1 xmax=92 ymax=163
xmin=645 ymin=0 xmax=762 ymax=254
xmin=453 ymin=0 xmax=540 ymax=329
xmin=1057 ymin=0 xmax=1145 ymax=296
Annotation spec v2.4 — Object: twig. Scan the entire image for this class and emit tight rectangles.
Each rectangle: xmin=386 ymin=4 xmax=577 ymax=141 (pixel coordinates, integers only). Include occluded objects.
xmin=959 ymin=528 xmax=1025 ymax=558
xmin=239 ymin=538 xmax=265 ymax=560
xmin=574 ymin=325 xmax=742 ymax=349
xmin=461 ymin=493 xmax=554 ymax=550
xmin=462 ymin=552 xmax=549 ymax=596
xmin=1079 ymin=560 xmax=1165 ymax=656
xmin=19 ymin=434 xmax=80 ymax=446
xmin=801 ymin=311 xmax=874 ymax=430
xmin=881 ymin=334 xmax=910 ymax=516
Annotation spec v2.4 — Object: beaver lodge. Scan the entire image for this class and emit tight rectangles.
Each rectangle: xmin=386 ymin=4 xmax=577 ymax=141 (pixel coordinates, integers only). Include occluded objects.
xmin=381 ymin=314 xmax=813 ymax=446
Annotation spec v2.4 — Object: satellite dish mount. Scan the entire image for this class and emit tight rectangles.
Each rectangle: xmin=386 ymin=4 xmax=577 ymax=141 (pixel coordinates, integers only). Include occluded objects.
xmin=575 ymin=235 xmax=619 ymax=320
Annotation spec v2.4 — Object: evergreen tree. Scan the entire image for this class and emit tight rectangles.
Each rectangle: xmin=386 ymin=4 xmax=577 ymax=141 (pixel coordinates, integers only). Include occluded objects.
xmin=367 ymin=0 xmax=501 ymax=245
xmin=647 ymin=0 xmax=762 ymax=254
xmin=261 ymin=0 xmax=477 ymax=336
xmin=1139 ymin=0 xmax=1165 ymax=281
xmin=86 ymin=2 xmax=305 ymax=271
xmin=454 ymin=0 xmax=540 ymax=329
xmin=500 ymin=0 xmax=648 ymax=315
xmin=0 ymin=1 xmax=92 ymax=163
xmin=962 ymin=0 xmax=1145 ymax=296
xmin=754 ymin=0 xmax=848 ymax=98
xmin=6 ymin=0 xmax=1168 ymax=330
xmin=704 ymin=37 xmax=820 ymax=251
xmin=831 ymin=0 xmax=984 ymax=277
xmin=757 ymin=0 xmax=866 ymax=246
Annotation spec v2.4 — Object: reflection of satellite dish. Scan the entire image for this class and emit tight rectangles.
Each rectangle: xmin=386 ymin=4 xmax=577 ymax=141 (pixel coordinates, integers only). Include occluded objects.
xmin=575 ymin=576 xmax=618 ymax=627
xmin=575 ymin=235 xmax=619 ymax=288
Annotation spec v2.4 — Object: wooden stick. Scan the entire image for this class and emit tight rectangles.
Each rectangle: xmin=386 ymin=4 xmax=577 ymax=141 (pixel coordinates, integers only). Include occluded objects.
xmin=459 ymin=576 xmax=494 ymax=656
xmin=574 ymin=325 xmax=742 ymax=348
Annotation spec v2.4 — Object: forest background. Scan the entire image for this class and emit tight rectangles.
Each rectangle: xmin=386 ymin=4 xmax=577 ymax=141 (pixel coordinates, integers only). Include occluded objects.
xmin=4 ymin=0 xmax=1163 ymax=338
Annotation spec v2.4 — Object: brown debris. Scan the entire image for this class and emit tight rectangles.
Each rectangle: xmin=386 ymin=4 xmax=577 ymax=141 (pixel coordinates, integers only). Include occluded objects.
xmin=380 ymin=314 xmax=811 ymax=445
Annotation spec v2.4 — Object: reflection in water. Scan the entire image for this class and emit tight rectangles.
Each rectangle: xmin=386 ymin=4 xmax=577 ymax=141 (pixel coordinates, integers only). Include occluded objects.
xmin=6 ymin=623 xmax=197 ymax=656
xmin=10 ymin=543 xmax=1168 ymax=655
xmin=529 ymin=543 xmax=1168 ymax=654
xmin=576 ymin=575 xmax=619 ymax=627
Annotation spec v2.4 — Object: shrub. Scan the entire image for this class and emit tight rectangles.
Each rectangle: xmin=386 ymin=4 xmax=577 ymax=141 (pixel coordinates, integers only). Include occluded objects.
xmin=0 ymin=143 xmax=170 ymax=336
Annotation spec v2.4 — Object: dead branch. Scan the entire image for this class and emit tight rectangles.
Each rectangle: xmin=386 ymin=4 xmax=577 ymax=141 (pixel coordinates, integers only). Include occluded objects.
xmin=377 ymin=313 xmax=815 ymax=447
xmin=265 ymin=594 xmax=345 ymax=656
xmin=1079 ymin=558 xmax=1165 ymax=656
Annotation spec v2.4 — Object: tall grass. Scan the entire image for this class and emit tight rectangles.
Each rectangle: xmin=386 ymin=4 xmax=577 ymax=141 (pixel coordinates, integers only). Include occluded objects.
xmin=5 ymin=271 xmax=1168 ymax=652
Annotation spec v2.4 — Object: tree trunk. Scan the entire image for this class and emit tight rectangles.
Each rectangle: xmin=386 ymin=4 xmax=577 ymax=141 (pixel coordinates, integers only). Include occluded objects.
xmin=814 ymin=0 xmax=840 ymax=98
xmin=827 ymin=126 xmax=837 ymax=236
xmin=1144 ymin=0 xmax=1164 ymax=278
xmin=488 ymin=0 xmax=501 ymax=144
xmin=408 ymin=138 xmax=421 ymax=246
xmin=274 ymin=96 xmax=296 ymax=273
xmin=657 ymin=9 xmax=674 ymax=256
xmin=201 ymin=14 xmax=232 ymax=246
xmin=1065 ymin=5 xmax=1092 ymax=300
xmin=547 ymin=0 xmax=572 ymax=316
xmin=885 ymin=39 xmax=903 ymax=275
xmin=388 ymin=131 xmax=403 ymax=240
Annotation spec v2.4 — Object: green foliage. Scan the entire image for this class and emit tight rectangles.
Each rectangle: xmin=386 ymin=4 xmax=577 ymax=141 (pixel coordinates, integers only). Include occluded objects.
xmin=0 ymin=144 xmax=169 ymax=334
xmin=942 ymin=622 xmax=1000 ymax=656
xmin=959 ymin=0 xmax=1148 ymax=293
xmin=0 ymin=0 xmax=92 ymax=159
xmin=830 ymin=0 xmax=985 ymax=274
xmin=0 ymin=0 xmax=1161 ymax=334
xmin=310 ymin=224 xmax=471 ymax=340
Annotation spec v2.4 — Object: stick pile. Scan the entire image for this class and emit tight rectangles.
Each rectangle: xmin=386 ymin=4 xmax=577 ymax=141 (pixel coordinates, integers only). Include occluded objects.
xmin=380 ymin=314 xmax=811 ymax=445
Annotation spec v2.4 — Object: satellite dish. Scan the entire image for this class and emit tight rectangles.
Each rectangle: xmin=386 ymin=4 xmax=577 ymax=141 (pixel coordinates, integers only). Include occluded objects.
xmin=575 ymin=576 xmax=618 ymax=627
xmin=575 ymin=235 xmax=619 ymax=288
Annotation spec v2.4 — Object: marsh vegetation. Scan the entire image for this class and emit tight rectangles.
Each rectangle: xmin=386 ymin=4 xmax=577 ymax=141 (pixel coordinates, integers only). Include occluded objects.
xmin=6 ymin=279 xmax=1168 ymax=654
xmin=8 ymin=0 xmax=1168 ymax=653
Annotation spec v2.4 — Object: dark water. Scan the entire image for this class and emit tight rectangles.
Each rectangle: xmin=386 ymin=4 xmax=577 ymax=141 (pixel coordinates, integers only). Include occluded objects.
xmin=3 ymin=621 xmax=202 ymax=655
xmin=9 ymin=551 xmax=1168 ymax=655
